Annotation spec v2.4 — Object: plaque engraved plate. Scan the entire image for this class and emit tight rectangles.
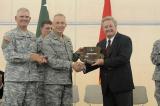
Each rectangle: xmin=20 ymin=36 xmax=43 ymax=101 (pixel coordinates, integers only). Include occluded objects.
xmin=78 ymin=47 xmax=103 ymax=64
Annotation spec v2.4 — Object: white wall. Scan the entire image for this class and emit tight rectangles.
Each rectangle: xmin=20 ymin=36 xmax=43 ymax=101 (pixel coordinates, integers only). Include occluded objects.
xmin=0 ymin=0 xmax=160 ymax=105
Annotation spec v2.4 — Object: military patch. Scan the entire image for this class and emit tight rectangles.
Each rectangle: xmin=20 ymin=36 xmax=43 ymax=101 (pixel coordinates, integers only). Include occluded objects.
xmin=1 ymin=36 xmax=11 ymax=49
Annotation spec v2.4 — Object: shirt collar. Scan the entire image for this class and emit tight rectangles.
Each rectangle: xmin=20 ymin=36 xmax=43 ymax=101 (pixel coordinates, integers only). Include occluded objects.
xmin=106 ymin=31 xmax=117 ymax=45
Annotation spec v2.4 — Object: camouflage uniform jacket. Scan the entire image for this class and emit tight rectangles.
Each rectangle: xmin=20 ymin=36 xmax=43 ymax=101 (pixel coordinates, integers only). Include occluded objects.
xmin=36 ymin=36 xmax=46 ymax=81
xmin=2 ymin=27 xmax=41 ymax=82
xmin=42 ymin=31 xmax=73 ymax=84
xmin=151 ymin=39 xmax=160 ymax=81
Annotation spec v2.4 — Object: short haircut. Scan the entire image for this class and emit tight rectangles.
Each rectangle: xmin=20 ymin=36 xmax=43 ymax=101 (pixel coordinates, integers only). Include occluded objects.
xmin=16 ymin=8 xmax=30 ymax=16
xmin=54 ymin=13 xmax=66 ymax=18
xmin=102 ymin=16 xmax=117 ymax=27
xmin=40 ymin=20 xmax=52 ymax=28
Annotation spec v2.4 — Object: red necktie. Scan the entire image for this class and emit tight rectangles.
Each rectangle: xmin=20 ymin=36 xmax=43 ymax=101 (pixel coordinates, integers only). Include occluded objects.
xmin=105 ymin=39 xmax=111 ymax=53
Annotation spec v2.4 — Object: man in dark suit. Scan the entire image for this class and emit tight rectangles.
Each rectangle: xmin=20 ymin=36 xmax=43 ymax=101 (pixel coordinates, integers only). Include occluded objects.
xmin=80 ymin=16 xmax=134 ymax=106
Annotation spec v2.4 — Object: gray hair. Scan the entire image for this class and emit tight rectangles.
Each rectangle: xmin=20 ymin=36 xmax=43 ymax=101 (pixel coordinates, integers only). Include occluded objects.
xmin=54 ymin=13 xmax=66 ymax=18
xmin=102 ymin=16 xmax=117 ymax=27
xmin=16 ymin=8 xmax=30 ymax=16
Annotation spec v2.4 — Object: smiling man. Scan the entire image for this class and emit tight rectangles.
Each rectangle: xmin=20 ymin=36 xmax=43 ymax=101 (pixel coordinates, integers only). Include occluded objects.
xmin=82 ymin=16 xmax=135 ymax=106
xmin=41 ymin=13 xmax=81 ymax=106
xmin=1 ymin=8 xmax=47 ymax=106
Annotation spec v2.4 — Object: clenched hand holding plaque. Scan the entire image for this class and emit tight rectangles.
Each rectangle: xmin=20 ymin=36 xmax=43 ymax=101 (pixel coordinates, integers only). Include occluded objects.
xmin=78 ymin=47 xmax=104 ymax=64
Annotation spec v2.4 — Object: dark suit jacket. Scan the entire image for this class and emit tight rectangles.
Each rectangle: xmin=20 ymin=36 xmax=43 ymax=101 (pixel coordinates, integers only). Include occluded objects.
xmin=85 ymin=32 xmax=134 ymax=94
xmin=0 ymin=70 xmax=4 ymax=99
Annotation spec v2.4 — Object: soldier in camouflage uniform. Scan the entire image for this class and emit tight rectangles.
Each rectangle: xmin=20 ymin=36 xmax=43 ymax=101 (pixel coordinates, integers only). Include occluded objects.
xmin=36 ymin=20 xmax=52 ymax=106
xmin=151 ymin=39 xmax=160 ymax=106
xmin=1 ymin=8 xmax=47 ymax=106
xmin=41 ymin=14 xmax=81 ymax=106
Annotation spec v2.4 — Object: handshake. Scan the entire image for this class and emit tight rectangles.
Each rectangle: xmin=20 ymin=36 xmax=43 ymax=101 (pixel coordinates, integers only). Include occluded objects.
xmin=71 ymin=47 xmax=105 ymax=72
xmin=72 ymin=62 xmax=85 ymax=72
xmin=72 ymin=58 xmax=104 ymax=72
xmin=30 ymin=53 xmax=48 ymax=64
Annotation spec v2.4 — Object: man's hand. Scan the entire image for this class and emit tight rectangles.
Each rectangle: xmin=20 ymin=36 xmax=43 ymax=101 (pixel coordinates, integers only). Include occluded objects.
xmin=72 ymin=62 xmax=85 ymax=72
xmin=92 ymin=59 xmax=104 ymax=66
xmin=30 ymin=53 xmax=47 ymax=64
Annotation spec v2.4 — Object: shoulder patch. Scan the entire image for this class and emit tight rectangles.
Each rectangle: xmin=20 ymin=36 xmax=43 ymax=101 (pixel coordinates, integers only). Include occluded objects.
xmin=1 ymin=36 xmax=11 ymax=49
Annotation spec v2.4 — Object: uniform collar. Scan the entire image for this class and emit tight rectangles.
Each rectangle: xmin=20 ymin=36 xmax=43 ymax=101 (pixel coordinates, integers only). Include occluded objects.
xmin=16 ymin=27 xmax=32 ymax=37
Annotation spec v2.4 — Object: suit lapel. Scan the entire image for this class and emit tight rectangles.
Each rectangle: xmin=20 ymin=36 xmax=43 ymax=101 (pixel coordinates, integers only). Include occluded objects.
xmin=101 ymin=40 xmax=106 ymax=49
xmin=107 ymin=33 xmax=119 ymax=57
xmin=98 ymin=33 xmax=120 ymax=57
xmin=98 ymin=40 xmax=106 ymax=55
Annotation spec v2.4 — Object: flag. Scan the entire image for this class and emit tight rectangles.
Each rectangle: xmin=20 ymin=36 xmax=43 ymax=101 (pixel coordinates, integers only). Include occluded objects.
xmin=99 ymin=0 xmax=112 ymax=41
xmin=99 ymin=0 xmax=112 ymax=83
xmin=36 ymin=0 xmax=50 ymax=37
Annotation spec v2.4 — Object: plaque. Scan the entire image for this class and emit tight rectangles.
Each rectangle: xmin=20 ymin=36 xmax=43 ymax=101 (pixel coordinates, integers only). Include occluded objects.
xmin=78 ymin=47 xmax=103 ymax=64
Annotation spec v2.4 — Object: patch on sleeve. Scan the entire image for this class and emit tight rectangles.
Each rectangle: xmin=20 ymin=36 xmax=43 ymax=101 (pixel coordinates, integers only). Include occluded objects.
xmin=1 ymin=36 xmax=11 ymax=49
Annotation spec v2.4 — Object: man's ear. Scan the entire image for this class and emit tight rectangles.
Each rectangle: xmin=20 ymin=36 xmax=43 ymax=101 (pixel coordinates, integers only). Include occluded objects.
xmin=29 ymin=17 xmax=31 ymax=22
